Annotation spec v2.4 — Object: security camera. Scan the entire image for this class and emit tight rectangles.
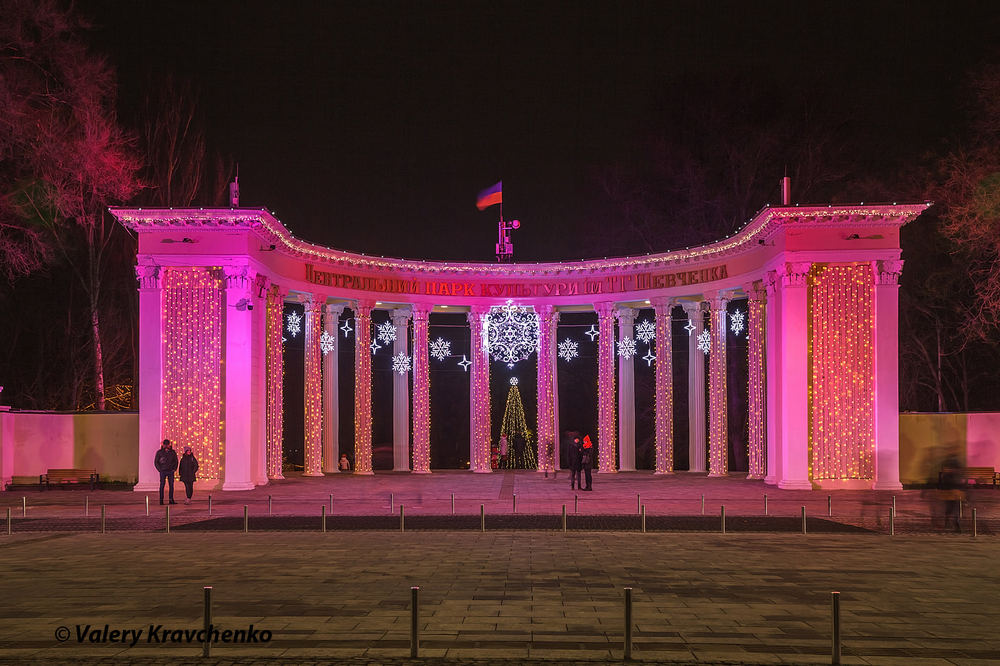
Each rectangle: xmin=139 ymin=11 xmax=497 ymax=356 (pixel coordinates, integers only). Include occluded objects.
xmin=247 ymin=303 xmax=254 ymax=310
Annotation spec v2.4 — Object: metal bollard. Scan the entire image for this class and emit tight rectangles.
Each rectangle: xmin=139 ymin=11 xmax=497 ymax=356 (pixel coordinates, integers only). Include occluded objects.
xmin=641 ymin=504 xmax=646 ymax=533
xmin=624 ymin=587 xmax=633 ymax=661
xmin=243 ymin=505 xmax=248 ymax=533
xmin=400 ymin=505 xmax=405 ymax=532
xmin=892 ymin=495 xmax=896 ymax=517
xmin=390 ymin=492 xmax=394 ymax=514
xmin=451 ymin=493 xmax=455 ymax=515
xmin=480 ymin=504 xmax=485 ymax=532
xmin=203 ymin=586 xmax=212 ymax=658
xmin=513 ymin=494 xmax=517 ymax=514
xmin=764 ymin=493 xmax=767 ymax=515
xmin=959 ymin=500 xmax=963 ymax=520
xmin=208 ymin=495 xmax=212 ymax=516
xmin=166 ymin=504 xmax=170 ymax=533
xmin=562 ymin=504 xmax=567 ymax=532
xmin=268 ymin=495 xmax=272 ymax=516
xmin=801 ymin=506 xmax=807 ymax=534
xmin=322 ymin=505 xmax=327 ymax=533
xmin=701 ymin=494 xmax=705 ymax=515
xmin=410 ymin=586 xmax=420 ymax=658
xmin=22 ymin=497 xmax=26 ymax=518
xmin=101 ymin=505 xmax=106 ymax=534
xmin=574 ymin=494 xmax=579 ymax=514
xmin=330 ymin=493 xmax=333 ymax=513
xmin=721 ymin=505 xmax=726 ymax=534
xmin=86 ymin=496 xmax=89 ymax=517
xmin=7 ymin=507 xmax=11 ymax=535
xmin=973 ymin=508 xmax=977 ymax=538
xmin=637 ymin=493 xmax=641 ymax=515
xmin=145 ymin=495 xmax=149 ymax=516
xmin=828 ymin=495 xmax=832 ymax=517
xmin=890 ymin=506 xmax=895 ymax=536
xmin=831 ymin=591 xmax=841 ymax=665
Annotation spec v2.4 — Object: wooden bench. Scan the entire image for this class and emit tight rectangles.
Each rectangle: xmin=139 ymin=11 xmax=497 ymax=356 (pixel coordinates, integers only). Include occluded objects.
xmin=40 ymin=468 xmax=99 ymax=491
xmin=939 ymin=467 xmax=998 ymax=487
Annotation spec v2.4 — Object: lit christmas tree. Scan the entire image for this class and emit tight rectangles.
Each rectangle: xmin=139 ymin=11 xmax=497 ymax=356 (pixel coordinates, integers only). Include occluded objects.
xmin=498 ymin=379 xmax=537 ymax=469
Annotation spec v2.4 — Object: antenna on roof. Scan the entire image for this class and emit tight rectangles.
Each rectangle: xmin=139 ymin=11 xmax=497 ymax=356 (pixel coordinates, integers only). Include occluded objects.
xmin=229 ymin=164 xmax=240 ymax=207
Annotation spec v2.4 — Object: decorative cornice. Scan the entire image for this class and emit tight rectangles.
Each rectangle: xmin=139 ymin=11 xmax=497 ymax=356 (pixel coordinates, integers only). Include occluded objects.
xmin=110 ymin=203 xmax=930 ymax=279
xmin=781 ymin=262 xmax=812 ymax=288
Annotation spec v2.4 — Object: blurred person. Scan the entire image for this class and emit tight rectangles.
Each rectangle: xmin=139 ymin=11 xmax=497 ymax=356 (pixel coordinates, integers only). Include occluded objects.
xmin=178 ymin=446 xmax=199 ymax=505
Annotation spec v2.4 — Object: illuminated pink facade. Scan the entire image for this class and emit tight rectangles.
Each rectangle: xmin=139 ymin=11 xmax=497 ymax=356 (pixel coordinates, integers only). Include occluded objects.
xmin=112 ymin=202 xmax=928 ymax=491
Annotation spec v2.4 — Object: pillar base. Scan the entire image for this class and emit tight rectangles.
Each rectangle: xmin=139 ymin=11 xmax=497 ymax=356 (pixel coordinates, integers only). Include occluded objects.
xmin=746 ymin=474 xmax=765 ymax=480
xmin=653 ymin=470 xmax=675 ymax=475
xmin=393 ymin=467 xmax=411 ymax=473
xmin=777 ymin=479 xmax=813 ymax=490
xmin=302 ymin=471 xmax=325 ymax=477
xmin=598 ymin=469 xmax=618 ymax=474
xmin=872 ymin=480 xmax=903 ymax=491
xmin=353 ymin=470 xmax=375 ymax=476
xmin=411 ymin=469 xmax=432 ymax=474
xmin=222 ymin=481 xmax=256 ymax=491
xmin=473 ymin=468 xmax=492 ymax=474
xmin=707 ymin=472 xmax=728 ymax=478
xmin=270 ymin=472 xmax=285 ymax=481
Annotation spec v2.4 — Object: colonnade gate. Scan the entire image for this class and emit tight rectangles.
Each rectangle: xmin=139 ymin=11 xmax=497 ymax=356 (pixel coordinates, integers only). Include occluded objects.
xmin=112 ymin=202 xmax=928 ymax=492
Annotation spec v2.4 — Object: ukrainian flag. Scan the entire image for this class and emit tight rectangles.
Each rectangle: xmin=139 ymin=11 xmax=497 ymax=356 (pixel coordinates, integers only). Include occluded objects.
xmin=476 ymin=181 xmax=502 ymax=210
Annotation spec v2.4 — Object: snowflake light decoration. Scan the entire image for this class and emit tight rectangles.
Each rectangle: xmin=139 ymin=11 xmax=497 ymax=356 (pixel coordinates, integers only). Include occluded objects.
xmin=429 ymin=337 xmax=451 ymax=362
xmin=320 ymin=329 xmax=335 ymax=355
xmin=684 ymin=319 xmax=696 ymax=335
xmin=285 ymin=311 xmax=302 ymax=337
xmin=377 ymin=321 xmax=397 ymax=344
xmin=485 ymin=300 xmax=539 ymax=367
xmin=730 ymin=309 xmax=746 ymax=336
xmin=697 ymin=329 xmax=711 ymax=355
xmin=558 ymin=338 xmax=579 ymax=362
xmin=509 ymin=377 xmax=519 ymax=386
xmin=584 ymin=325 xmax=599 ymax=341
xmin=635 ymin=319 xmax=656 ymax=344
xmin=340 ymin=319 xmax=353 ymax=338
xmin=617 ymin=337 xmax=637 ymax=358
xmin=457 ymin=355 xmax=472 ymax=371
xmin=392 ymin=351 xmax=412 ymax=375
xmin=370 ymin=338 xmax=381 ymax=355
xmin=642 ymin=349 xmax=656 ymax=366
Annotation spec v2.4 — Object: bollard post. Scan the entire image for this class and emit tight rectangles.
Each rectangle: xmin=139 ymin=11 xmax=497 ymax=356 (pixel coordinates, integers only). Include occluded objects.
xmin=451 ymin=493 xmax=455 ymax=515
xmin=701 ymin=494 xmax=705 ymax=515
xmin=831 ymin=591 xmax=841 ymax=665
xmin=828 ymin=495 xmax=832 ymax=517
xmin=6 ymin=507 xmax=10 ymax=535
xmin=86 ymin=496 xmax=89 ymax=517
xmin=764 ymin=493 xmax=767 ymax=515
xmin=166 ymin=504 xmax=170 ymax=534
xmin=721 ymin=505 xmax=726 ymax=534
xmin=637 ymin=493 xmax=641 ymax=515
xmin=203 ymin=586 xmax=212 ymax=658
xmin=145 ymin=495 xmax=149 ymax=517
xmin=410 ymin=586 xmax=420 ymax=658
xmin=562 ymin=504 xmax=567 ymax=532
xmin=243 ymin=505 xmax=248 ymax=533
xmin=390 ymin=492 xmax=394 ymax=514
xmin=959 ymin=499 xmax=963 ymax=520
xmin=330 ymin=493 xmax=334 ymax=513
xmin=480 ymin=504 xmax=485 ymax=532
xmin=22 ymin=497 xmax=26 ymax=518
xmin=322 ymin=505 xmax=327 ymax=533
xmin=973 ymin=507 xmax=977 ymax=538
xmin=641 ymin=504 xmax=646 ymax=533
xmin=892 ymin=495 xmax=896 ymax=517
xmin=801 ymin=506 xmax=807 ymax=534
xmin=101 ymin=505 xmax=106 ymax=534
xmin=574 ymin=494 xmax=579 ymax=514
xmin=890 ymin=506 xmax=895 ymax=536
xmin=268 ymin=495 xmax=272 ymax=516
xmin=208 ymin=495 xmax=212 ymax=516
xmin=400 ymin=505 xmax=405 ymax=532
xmin=513 ymin=494 xmax=517 ymax=514
xmin=624 ymin=587 xmax=633 ymax=661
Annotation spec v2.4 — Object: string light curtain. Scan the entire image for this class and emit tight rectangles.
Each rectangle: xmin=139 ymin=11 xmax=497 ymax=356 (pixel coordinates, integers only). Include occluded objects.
xmin=468 ymin=307 xmax=492 ymax=472
xmin=535 ymin=305 xmax=557 ymax=472
xmin=162 ymin=268 xmax=223 ymax=482
xmin=653 ymin=299 xmax=674 ymax=473
xmin=411 ymin=305 xmax=431 ymax=472
xmin=707 ymin=296 xmax=728 ymax=476
xmin=747 ymin=285 xmax=767 ymax=479
xmin=303 ymin=298 xmax=323 ymax=475
xmin=353 ymin=301 xmax=375 ymax=474
xmin=809 ymin=263 xmax=874 ymax=480
xmin=595 ymin=302 xmax=617 ymax=472
xmin=265 ymin=286 xmax=285 ymax=479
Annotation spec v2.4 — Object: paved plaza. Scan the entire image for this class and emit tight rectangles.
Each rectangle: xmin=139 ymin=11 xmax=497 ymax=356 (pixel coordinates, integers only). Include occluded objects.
xmin=1 ymin=472 xmax=998 ymax=664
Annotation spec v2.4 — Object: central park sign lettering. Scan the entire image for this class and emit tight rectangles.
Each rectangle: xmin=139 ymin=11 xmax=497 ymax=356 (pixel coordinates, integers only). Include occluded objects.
xmin=305 ymin=263 xmax=729 ymax=297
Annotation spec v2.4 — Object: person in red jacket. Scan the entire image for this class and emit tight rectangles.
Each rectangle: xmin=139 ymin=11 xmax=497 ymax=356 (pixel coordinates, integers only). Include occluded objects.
xmin=581 ymin=435 xmax=594 ymax=491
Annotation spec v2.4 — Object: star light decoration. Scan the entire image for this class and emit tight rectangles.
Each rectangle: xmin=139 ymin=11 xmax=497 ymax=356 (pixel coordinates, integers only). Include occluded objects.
xmin=642 ymin=349 xmax=656 ymax=366
xmin=635 ymin=319 xmax=656 ymax=344
xmin=392 ymin=351 xmax=412 ymax=375
xmin=617 ymin=337 xmax=637 ymax=358
xmin=429 ymin=337 xmax=451 ymax=362
xmin=697 ymin=329 xmax=711 ymax=355
xmin=320 ymin=329 xmax=335 ymax=355
xmin=584 ymin=325 xmax=599 ymax=341
xmin=730 ymin=309 xmax=746 ymax=336
xmin=285 ymin=311 xmax=302 ymax=337
xmin=457 ymin=355 xmax=472 ymax=371
xmin=558 ymin=338 xmax=579 ymax=362
xmin=376 ymin=321 xmax=397 ymax=344
xmin=684 ymin=319 xmax=696 ymax=335
xmin=485 ymin=300 xmax=540 ymax=369
xmin=370 ymin=338 xmax=381 ymax=355
xmin=510 ymin=377 xmax=519 ymax=386
xmin=340 ymin=319 xmax=353 ymax=338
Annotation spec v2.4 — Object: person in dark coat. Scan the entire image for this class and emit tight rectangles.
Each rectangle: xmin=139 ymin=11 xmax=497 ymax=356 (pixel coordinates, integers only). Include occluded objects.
xmin=178 ymin=446 xmax=199 ymax=505
xmin=154 ymin=439 xmax=179 ymax=505
xmin=581 ymin=435 xmax=594 ymax=490
xmin=568 ymin=436 xmax=583 ymax=489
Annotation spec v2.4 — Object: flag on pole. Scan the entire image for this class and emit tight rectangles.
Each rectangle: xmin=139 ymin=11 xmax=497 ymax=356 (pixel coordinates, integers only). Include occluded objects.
xmin=476 ymin=181 xmax=502 ymax=210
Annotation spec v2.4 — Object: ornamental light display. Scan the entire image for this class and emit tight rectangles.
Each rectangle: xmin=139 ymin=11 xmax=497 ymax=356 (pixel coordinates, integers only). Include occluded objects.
xmin=642 ymin=349 xmax=656 ymax=366
xmin=392 ymin=351 xmax=412 ymax=375
xmin=377 ymin=320 xmax=397 ymax=344
xmin=285 ymin=310 xmax=302 ymax=337
xmin=634 ymin=319 xmax=656 ymax=344
xmin=730 ymin=309 xmax=746 ymax=336
xmin=557 ymin=338 xmax=578 ymax=362
xmin=617 ymin=337 xmax=637 ymax=358
xmin=584 ymin=324 xmax=599 ymax=341
xmin=697 ymin=329 xmax=711 ymax=354
xmin=457 ymin=355 xmax=472 ymax=371
xmin=319 ymin=329 xmax=335 ymax=355
xmin=684 ymin=319 xmax=696 ymax=335
xmin=485 ymin=300 xmax=539 ymax=368
xmin=498 ymin=378 xmax=536 ymax=469
xmin=340 ymin=319 xmax=353 ymax=338
xmin=370 ymin=338 xmax=381 ymax=355
xmin=429 ymin=337 xmax=451 ymax=361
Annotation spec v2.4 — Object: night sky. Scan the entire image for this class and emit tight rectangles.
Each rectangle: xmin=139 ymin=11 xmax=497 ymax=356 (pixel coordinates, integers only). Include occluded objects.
xmin=82 ymin=0 xmax=1000 ymax=262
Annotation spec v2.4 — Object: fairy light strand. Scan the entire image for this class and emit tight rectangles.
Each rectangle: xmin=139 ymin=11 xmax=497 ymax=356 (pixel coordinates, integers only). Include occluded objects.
xmin=707 ymin=297 xmax=728 ymax=476
xmin=265 ymin=286 xmax=285 ymax=479
xmin=653 ymin=300 xmax=674 ymax=473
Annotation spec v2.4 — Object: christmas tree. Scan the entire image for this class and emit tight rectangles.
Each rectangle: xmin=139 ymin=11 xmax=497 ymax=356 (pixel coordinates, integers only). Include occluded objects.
xmin=499 ymin=380 xmax=536 ymax=469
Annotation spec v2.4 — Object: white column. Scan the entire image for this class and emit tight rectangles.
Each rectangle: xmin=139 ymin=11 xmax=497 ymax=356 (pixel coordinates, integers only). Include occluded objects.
xmin=777 ymin=262 xmax=812 ymax=490
xmin=707 ymin=295 xmax=729 ymax=477
xmin=616 ymin=307 xmax=637 ymax=472
xmin=322 ymin=304 xmax=345 ymax=473
xmin=222 ymin=264 xmax=255 ymax=490
xmin=595 ymin=302 xmax=617 ymax=473
xmin=392 ymin=308 xmax=412 ymax=472
xmin=134 ymin=264 xmax=163 ymax=492
xmin=764 ymin=272 xmax=780 ymax=485
xmin=873 ymin=259 xmax=904 ymax=490
xmin=251 ymin=275 xmax=268 ymax=487
xmin=682 ymin=302 xmax=706 ymax=473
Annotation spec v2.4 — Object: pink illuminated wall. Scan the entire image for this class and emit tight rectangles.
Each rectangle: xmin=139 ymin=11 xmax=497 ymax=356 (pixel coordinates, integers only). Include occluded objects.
xmin=162 ymin=268 xmax=223 ymax=481
xmin=809 ymin=263 xmax=875 ymax=480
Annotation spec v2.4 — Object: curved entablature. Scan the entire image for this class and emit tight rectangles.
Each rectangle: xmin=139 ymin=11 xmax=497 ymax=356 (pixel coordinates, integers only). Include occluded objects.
xmin=111 ymin=202 xmax=930 ymax=278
